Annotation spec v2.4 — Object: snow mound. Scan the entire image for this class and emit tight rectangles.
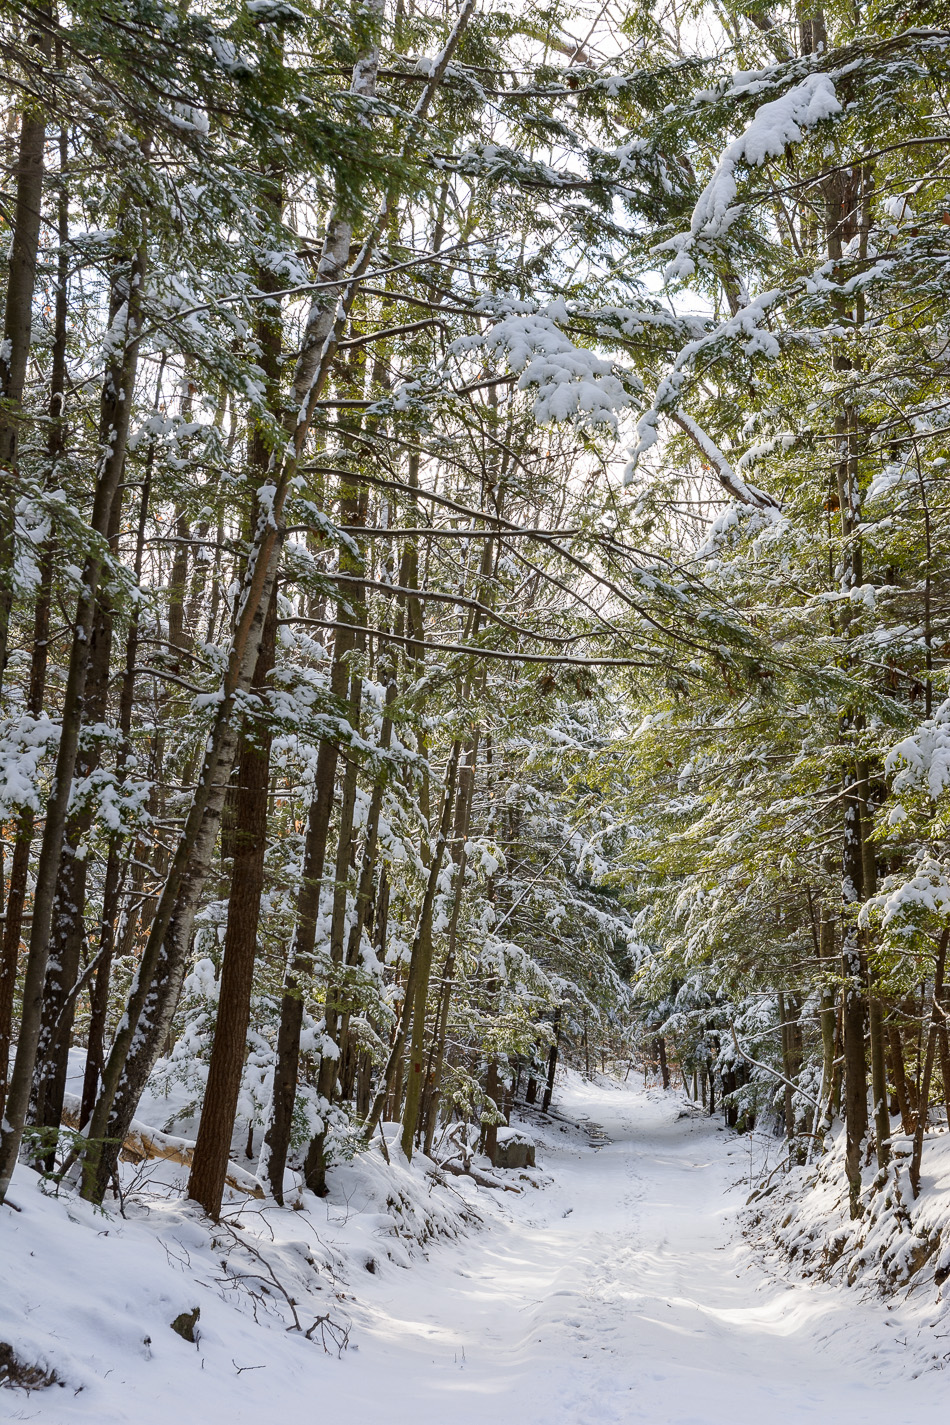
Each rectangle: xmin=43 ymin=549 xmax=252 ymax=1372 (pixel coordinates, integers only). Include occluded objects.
xmin=746 ymin=1122 xmax=950 ymax=1302
xmin=0 ymin=1129 xmax=487 ymax=1422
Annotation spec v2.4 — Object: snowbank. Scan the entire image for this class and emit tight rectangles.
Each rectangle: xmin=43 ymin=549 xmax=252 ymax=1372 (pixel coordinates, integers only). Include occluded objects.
xmin=0 ymin=1119 xmax=524 ymax=1421
xmin=746 ymin=1120 xmax=950 ymax=1303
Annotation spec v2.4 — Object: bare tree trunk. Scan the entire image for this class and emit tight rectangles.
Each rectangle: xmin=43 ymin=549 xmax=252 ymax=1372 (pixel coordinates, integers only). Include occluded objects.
xmin=188 ymin=590 xmax=276 ymax=1218
xmin=28 ymin=571 xmax=120 ymax=1159
xmin=655 ymin=1035 xmax=670 ymax=1091
xmin=261 ymin=733 xmax=340 ymax=1201
xmin=261 ymin=494 xmax=362 ymax=1198
xmin=0 ymin=236 xmax=146 ymax=1205
xmin=398 ymin=744 xmax=461 ymax=1161
xmin=841 ymin=789 xmax=868 ymax=1217
xmin=824 ymin=165 xmax=869 ymax=1217
xmin=0 ymin=545 xmax=52 ymax=1123
xmin=28 ymin=299 xmax=134 ymax=1151
xmin=910 ymin=930 xmax=949 ymax=1197
xmin=859 ymin=768 xmax=890 ymax=1171
xmin=778 ymin=992 xmax=794 ymax=1145
xmin=79 ymin=407 xmax=160 ymax=1125
xmin=541 ymin=1008 xmax=561 ymax=1114
xmin=422 ymin=737 xmax=478 ymax=1156
xmin=886 ymin=1022 xmax=914 ymax=1137
xmin=335 ymin=673 xmax=397 ymax=1107
xmin=302 ymin=667 xmax=364 ymax=1195
xmin=362 ymin=744 xmax=460 ymax=1149
xmin=483 ymin=1059 xmax=500 ymax=1164
xmin=0 ymin=50 xmax=50 ymax=689
xmin=0 ymin=119 xmax=65 ymax=1121
xmin=817 ymin=905 xmax=837 ymax=1129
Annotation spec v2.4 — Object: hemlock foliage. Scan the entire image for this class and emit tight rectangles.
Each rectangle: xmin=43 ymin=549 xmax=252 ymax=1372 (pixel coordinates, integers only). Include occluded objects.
xmin=0 ymin=0 xmax=948 ymax=1238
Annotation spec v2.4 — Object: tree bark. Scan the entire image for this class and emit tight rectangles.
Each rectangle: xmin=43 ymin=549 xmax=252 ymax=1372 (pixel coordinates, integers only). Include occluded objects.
xmin=541 ymin=1008 xmax=561 ymax=1114
xmin=79 ymin=404 xmax=160 ymax=1125
xmin=302 ymin=668 xmax=364 ymax=1195
xmin=397 ymin=744 xmax=461 ymax=1160
xmin=0 ymin=235 xmax=146 ymax=1205
xmin=0 ymin=54 xmax=50 ymax=689
xmin=909 ymin=930 xmax=949 ymax=1197
xmin=188 ymin=590 xmax=277 ymax=1219
xmin=655 ymin=1035 xmax=670 ymax=1091
xmin=0 ymin=118 xmax=65 ymax=1122
xmin=28 ymin=343 xmax=132 ymax=1155
xmin=817 ymin=906 xmax=837 ymax=1128
xmin=261 ymin=485 xmax=363 ymax=1199
xmin=27 ymin=582 xmax=119 ymax=1160
xmin=886 ymin=1022 xmax=914 ymax=1137
xmin=261 ymin=733 xmax=340 ymax=1201
xmin=483 ymin=1058 xmax=500 ymax=1164
xmin=841 ymin=790 xmax=868 ymax=1217
xmin=362 ymin=744 xmax=460 ymax=1149
xmin=422 ymin=736 xmax=478 ymax=1156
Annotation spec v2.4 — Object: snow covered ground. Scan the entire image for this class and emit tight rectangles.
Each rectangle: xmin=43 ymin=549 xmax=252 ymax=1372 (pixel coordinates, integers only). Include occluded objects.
xmin=4 ymin=1073 xmax=950 ymax=1423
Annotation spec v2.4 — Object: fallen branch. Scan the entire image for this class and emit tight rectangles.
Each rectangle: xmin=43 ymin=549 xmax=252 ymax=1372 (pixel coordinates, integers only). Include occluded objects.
xmin=435 ymin=1159 xmax=522 ymax=1193
xmin=61 ymin=1093 xmax=264 ymax=1199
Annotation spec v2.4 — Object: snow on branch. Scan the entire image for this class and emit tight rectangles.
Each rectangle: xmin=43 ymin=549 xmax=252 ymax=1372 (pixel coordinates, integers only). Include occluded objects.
xmin=451 ymin=304 xmax=635 ymax=430
xmin=659 ymin=71 xmax=842 ymax=280
xmin=625 ymin=287 xmax=790 ymax=509
xmin=886 ymin=696 xmax=950 ymax=800
xmin=860 ymin=857 xmax=950 ymax=933
xmin=668 ymin=408 xmax=781 ymax=510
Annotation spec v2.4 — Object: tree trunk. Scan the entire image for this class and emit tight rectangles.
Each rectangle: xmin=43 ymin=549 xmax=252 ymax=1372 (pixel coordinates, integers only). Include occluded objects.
xmin=335 ymin=673 xmax=397 ymax=1111
xmin=188 ymin=590 xmax=276 ymax=1219
xmin=302 ymin=668 xmax=364 ymax=1195
xmin=422 ymin=733 xmax=477 ymax=1156
xmin=28 ymin=309 xmax=134 ymax=1152
xmin=362 ymin=743 xmax=460 ymax=1149
xmin=859 ymin=769 xmax=890 ymax=1170
xmin=909 ymin=930 xmax=949 ymax=1197
xmin=260 ymin=734 xmax=340 ymax=1201
xmin=841 ymin=778 xmax=868 ymax=1217
xmin=541 ymin=1008 xmax=561 ymax=1114
xmin=886 ymin=1022 xmax=914 ymax=1137
xmin=655 ymin=1035 xmax=670 ymax=1091
xmin=27 ymin=579 xmax=119 ymax=1161
xmin=0 ymin=236 xmax=146 ymax=1205
xmin=0 ymin=122 xmax=66 ymax=1123
xmin=0 ymin=61 xmax=50 ymax=689
xmin=261 ymin=482 xmax=363 ymax=1198
xmin=483 ymin=1058 xmax=500 ymax=1165
xmin=778 ymin=991 xmax=795 ymax=1145
xmin=398 ymin=744 xmax=461 ymax=1161
xmin=817 ymin=905 xmax=837 ymax=1128
xmin=79 ymin=406 xmax=159 ymax=1125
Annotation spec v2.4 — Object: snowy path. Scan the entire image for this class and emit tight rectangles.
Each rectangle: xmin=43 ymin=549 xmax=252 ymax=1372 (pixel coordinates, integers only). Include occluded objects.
xmin=338 ymin=1077 xmax=950 ymax=1425
xmin=7 ymin=1077 xmax=950 ymax=1423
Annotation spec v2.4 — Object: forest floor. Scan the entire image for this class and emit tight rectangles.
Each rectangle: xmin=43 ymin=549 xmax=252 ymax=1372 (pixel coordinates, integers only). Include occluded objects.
xmin=4 ymin=1074 xmax=950 ymax=1423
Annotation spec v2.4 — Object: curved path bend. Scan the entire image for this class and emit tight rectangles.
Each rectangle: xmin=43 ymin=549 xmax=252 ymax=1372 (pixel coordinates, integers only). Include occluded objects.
xmin=347 ymin=1076 xmax=950 ymax=1425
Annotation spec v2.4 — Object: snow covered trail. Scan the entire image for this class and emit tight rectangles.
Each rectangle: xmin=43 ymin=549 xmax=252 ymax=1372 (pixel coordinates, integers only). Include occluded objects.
xmin=338 ymin=1076 xmax=950 ymax=1425
xmin=6 ymin=1076 xmax=950 ymax=1423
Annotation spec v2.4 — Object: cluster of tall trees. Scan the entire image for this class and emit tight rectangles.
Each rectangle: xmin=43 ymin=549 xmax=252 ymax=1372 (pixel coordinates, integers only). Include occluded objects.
xmin=2 ymin=0 xmax=950 ymax=1229
xmin=0 ymin=0 xmax=650 ymax=1217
